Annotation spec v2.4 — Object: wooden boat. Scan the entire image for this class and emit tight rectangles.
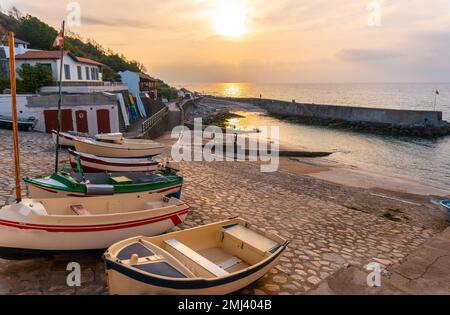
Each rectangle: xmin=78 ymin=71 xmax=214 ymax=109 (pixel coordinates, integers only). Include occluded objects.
xmin=51 ymin=130 xmax=91 ymax=147
xmin=68 ymin=149 xmax=159 ymax=173
xmin=74 ymin=137 xmax=165 ymax=158
xmin=104 ymin=218 xmax=289 ymax=295
xmin=24 ymin=170 xmax=183 ymax=199
xmin=440 ymin=200 xmax=450 ymax=220
xmin=0 ymin=115 xmax=37 ymax=131
xmin=0 ymin=192 xmax=189 ymax=258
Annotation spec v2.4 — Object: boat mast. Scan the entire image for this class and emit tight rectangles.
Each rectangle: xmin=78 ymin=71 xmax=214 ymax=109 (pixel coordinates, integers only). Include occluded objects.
xmin=8 ymin=32 xmax=22 ymax=202
xmin=54 ymin=21 xmax=65 ymax=173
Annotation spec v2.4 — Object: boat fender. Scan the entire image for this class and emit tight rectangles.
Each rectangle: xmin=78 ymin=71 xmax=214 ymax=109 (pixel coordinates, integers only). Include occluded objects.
xmin=86 ymin=185 xmax=115 ymax=196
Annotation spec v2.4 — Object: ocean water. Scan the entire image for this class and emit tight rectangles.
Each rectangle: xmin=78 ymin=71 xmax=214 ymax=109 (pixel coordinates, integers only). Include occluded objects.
xmin=181 ymin=83 xmax=450 ymax=188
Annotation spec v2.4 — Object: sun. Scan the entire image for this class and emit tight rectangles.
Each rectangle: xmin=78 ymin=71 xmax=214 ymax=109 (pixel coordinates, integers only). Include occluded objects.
xmin=212 ymin=3 xmax=249 ymax=38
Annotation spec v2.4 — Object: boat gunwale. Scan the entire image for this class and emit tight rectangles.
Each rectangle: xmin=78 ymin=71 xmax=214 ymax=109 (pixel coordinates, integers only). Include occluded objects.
xmin=104 ymin=241 xmax=289 ymax=289
xmin=24 ymin=172 xmax=183 ymax=194
xmin=74 ymin=138 xmax=165 ymax=152
xmin=104 ymin=219 xmax=289 ymax=289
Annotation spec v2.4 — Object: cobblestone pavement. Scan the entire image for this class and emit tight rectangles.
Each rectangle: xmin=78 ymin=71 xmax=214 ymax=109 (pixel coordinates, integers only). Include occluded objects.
xmin=0 ymin=130 xmax=444 ymax=295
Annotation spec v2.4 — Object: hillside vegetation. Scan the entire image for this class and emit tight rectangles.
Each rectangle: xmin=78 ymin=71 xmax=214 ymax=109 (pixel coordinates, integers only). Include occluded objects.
xmin=0 ymin=8 xmax=177 ymax=98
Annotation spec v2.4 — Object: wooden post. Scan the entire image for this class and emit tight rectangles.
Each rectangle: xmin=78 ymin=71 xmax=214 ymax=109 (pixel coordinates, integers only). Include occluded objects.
xmin=8 ymin=32 xmax=22 ymax=202
xmin=55 ymin=21 xmax=65 ymax=173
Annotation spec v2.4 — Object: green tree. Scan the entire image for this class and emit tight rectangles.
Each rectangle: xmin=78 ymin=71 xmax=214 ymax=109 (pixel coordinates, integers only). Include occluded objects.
xmin=17 ymin=64 xmax=53 ymax=93
xmin=17 ymin=15 xmax=57 ymax=50
xmin=156 ymin=80 xmax=178 ymax=100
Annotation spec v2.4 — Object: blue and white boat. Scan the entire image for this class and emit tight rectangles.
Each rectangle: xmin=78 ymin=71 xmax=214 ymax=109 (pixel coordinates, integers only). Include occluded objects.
xmin=440 ymin=200 xmax=450 ymax=220
xmin=104 ymin=218 xmax=289 ymax=295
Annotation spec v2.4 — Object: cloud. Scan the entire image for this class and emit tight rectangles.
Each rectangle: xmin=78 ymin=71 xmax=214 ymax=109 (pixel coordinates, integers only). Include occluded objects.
xmin=337 ymin=49 xmax=403 ymax=62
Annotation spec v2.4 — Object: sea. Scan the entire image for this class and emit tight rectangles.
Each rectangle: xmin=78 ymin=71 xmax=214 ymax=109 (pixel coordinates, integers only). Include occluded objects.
xmin=181 ymin=83 xmax=450 ymax=188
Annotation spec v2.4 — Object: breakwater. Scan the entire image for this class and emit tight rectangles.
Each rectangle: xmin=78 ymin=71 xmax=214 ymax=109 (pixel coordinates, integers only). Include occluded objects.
xmin=217 ymin=97 xmax=450 ymax=137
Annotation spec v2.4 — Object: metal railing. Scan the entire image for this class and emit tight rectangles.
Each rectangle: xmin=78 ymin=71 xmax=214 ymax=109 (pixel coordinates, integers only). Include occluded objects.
xmin=142 ymin=106 xmax=169 ymax=134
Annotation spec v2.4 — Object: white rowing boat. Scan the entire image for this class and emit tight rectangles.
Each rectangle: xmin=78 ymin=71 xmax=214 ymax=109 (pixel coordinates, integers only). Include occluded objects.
xmin=0 ymin=192 xmax=188 ymax=258
xmin=104 ymin=218 xmax=289 ymax=295
xmin=68 ymin=149 xmax=159 ymax=173
xmin=51 ymin=130 xmax=90 ymax=147
xmin=74 ymin=137 xmax=165 ymax=158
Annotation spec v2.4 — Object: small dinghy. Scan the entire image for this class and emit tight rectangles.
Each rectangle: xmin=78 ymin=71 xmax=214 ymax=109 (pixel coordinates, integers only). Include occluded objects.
xmin=0 ymin=115 xmax=37 ymax=131
xmin=52 ymin=130 xmax=91 ymax=147
xmin=24 ymin=170 xmax=183 ymax=199
xmin=68 ymin=149 xmax=159 ymax=173
xmin=0 ymin=192 xmax=189 ymax=258
xmin=440 ymin=200 xmax=450 ymax=221
xmin=104 ymin=218 xmax=289 ymax=295
xmin=74 ymin=137 xmax=165 ymax=159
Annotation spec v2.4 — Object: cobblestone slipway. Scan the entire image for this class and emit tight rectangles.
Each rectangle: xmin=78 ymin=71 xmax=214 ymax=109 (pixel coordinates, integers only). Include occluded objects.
xmin=0 ymin=130 xmax=443 ymax=295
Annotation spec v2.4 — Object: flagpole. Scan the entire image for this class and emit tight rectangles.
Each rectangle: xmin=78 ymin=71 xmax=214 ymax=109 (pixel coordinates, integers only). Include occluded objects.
xmin=434 ymin=92 xmax=438 ymax=112
xmin=8 ymin=32 xmax=22 ymax=202
xmin=55 ymin=21 xmax=65 ymax=173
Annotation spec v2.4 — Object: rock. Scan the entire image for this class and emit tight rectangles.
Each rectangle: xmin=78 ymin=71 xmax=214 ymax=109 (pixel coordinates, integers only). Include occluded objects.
xmin=272 ymin=276 xmax=288 ymax=284
xmin=307 ymin=276 xmax=322 ymax=286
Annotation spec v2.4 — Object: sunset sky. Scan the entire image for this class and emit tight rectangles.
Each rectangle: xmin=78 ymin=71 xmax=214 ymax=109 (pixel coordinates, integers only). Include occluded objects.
xmin=2 ymin=0 xmax=450 ymax=84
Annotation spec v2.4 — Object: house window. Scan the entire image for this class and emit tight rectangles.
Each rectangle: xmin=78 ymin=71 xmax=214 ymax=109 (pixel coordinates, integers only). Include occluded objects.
xmin=91 ymin=68 xmax=96 ymax=81
xmin=85 ymin=66 xmax=90 ymax=80
xmin=64 ymin=64 xmax=71 ymax=80
xmin=77 ymin=66 xmax=82 ymax=80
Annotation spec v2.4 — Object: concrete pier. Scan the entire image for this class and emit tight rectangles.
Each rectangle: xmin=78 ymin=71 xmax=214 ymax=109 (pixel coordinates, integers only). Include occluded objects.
xmin=218 ymin=97 xmax=450 ymax=137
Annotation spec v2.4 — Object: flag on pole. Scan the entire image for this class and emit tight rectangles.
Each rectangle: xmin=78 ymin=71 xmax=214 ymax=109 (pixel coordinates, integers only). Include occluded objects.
xmin=53 ymin=31 xmax=64 ymax=48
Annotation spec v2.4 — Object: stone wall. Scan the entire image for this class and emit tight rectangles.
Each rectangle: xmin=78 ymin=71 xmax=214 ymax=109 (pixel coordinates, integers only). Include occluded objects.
xmin=220 ymin=97 xmax=450 ymax=137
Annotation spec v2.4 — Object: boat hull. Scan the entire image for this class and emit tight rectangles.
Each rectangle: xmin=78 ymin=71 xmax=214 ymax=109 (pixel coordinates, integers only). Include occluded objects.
xmin=26 ymin=182 xmax=182 ymax=199
xmin=440 ymin=201 xmax=450 ymax=220
xmin=105 ymin=245 xmax=286 ymax=295
xmin=0 ymin=119 xmax=36 ymax=131
xmin=0 ymin=197 xmax=189 ymax=255
xmin=74 ymin=139 xmax=164 ymax=158
xmin=52 ymin=131 xmax=78 ymax=147
xmin=69 ymin=150 xmax=159 ymax=173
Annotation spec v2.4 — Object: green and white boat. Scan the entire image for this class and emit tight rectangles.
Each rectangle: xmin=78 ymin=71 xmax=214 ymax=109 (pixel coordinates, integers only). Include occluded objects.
xmin=24 ymin=170 xmax=183 ymax=199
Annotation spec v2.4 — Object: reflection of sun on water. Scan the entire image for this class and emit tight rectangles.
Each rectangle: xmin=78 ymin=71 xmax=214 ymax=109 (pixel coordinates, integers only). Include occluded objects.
xmin=221 ymin=83 xmax=246 ymax=98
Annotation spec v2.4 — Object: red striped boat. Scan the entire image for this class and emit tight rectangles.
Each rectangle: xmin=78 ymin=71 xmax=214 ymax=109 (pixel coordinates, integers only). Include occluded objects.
xmin=0 ymin=192 xmax=189 ymax=259
xmin=69 ymin=149 xmax=159 ymax=173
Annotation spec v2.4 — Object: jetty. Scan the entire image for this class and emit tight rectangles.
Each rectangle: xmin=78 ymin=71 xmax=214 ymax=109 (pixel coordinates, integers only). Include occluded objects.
xmin=215 ymin=97 xmax=450 ymax=137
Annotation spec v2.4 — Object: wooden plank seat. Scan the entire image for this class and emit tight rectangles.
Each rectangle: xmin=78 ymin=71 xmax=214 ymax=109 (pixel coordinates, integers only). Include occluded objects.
xmin=164 ymin=239 xmax=229 ymax=278
xmin=70 ymin=205 xmax=91 ymax=216
xmin=223 ymin=224 xmax=278 ymax=255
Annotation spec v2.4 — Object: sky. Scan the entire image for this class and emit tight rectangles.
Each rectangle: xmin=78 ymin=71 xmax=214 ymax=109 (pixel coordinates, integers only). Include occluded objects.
xmin=1 ymin=0 xmax=450 ymax=84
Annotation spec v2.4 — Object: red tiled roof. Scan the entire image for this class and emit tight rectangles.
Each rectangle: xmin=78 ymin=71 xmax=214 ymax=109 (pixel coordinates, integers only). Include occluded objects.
xmin=15 ymin=50 xmax=104 ymax=66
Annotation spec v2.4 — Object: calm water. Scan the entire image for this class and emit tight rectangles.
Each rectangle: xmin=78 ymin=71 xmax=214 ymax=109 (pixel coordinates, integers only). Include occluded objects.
xmin=182 ymin=83 xmax=450 ymax=187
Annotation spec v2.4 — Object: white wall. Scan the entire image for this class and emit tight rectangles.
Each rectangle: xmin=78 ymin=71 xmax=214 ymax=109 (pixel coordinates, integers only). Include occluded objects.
xmin=15 ymin=56 xmax=102 ymax=83
xmin=31 ymin=105 xmax=120 ymax=136
xmin=0 ymin=94 xmax=36 ymax=119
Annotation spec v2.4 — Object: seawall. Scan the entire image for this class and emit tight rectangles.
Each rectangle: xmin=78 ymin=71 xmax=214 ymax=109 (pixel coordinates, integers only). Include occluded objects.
xmin=217 ymin=97 xmax=450 ymax=137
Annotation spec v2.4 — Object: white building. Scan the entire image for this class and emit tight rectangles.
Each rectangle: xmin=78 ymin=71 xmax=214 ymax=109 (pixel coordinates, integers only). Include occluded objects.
xmin=0 ymin=37 xmax=35 ymax=78
xmin=15 ymin=50 xmax=103 ymax=83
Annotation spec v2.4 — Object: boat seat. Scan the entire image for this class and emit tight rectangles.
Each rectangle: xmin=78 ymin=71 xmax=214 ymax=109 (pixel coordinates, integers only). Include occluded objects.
xmin=222 ymin=224 xmax=278 ymax=256
xmin=71 ymin=205 xmax=91 ymax=216
xmin=145 ymin=201 xmax=164 ymax=210
xmin=164 ymin=239 xmax=229 ymax=278
xmin=117 ymin=242 xmax=154 ymax=261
